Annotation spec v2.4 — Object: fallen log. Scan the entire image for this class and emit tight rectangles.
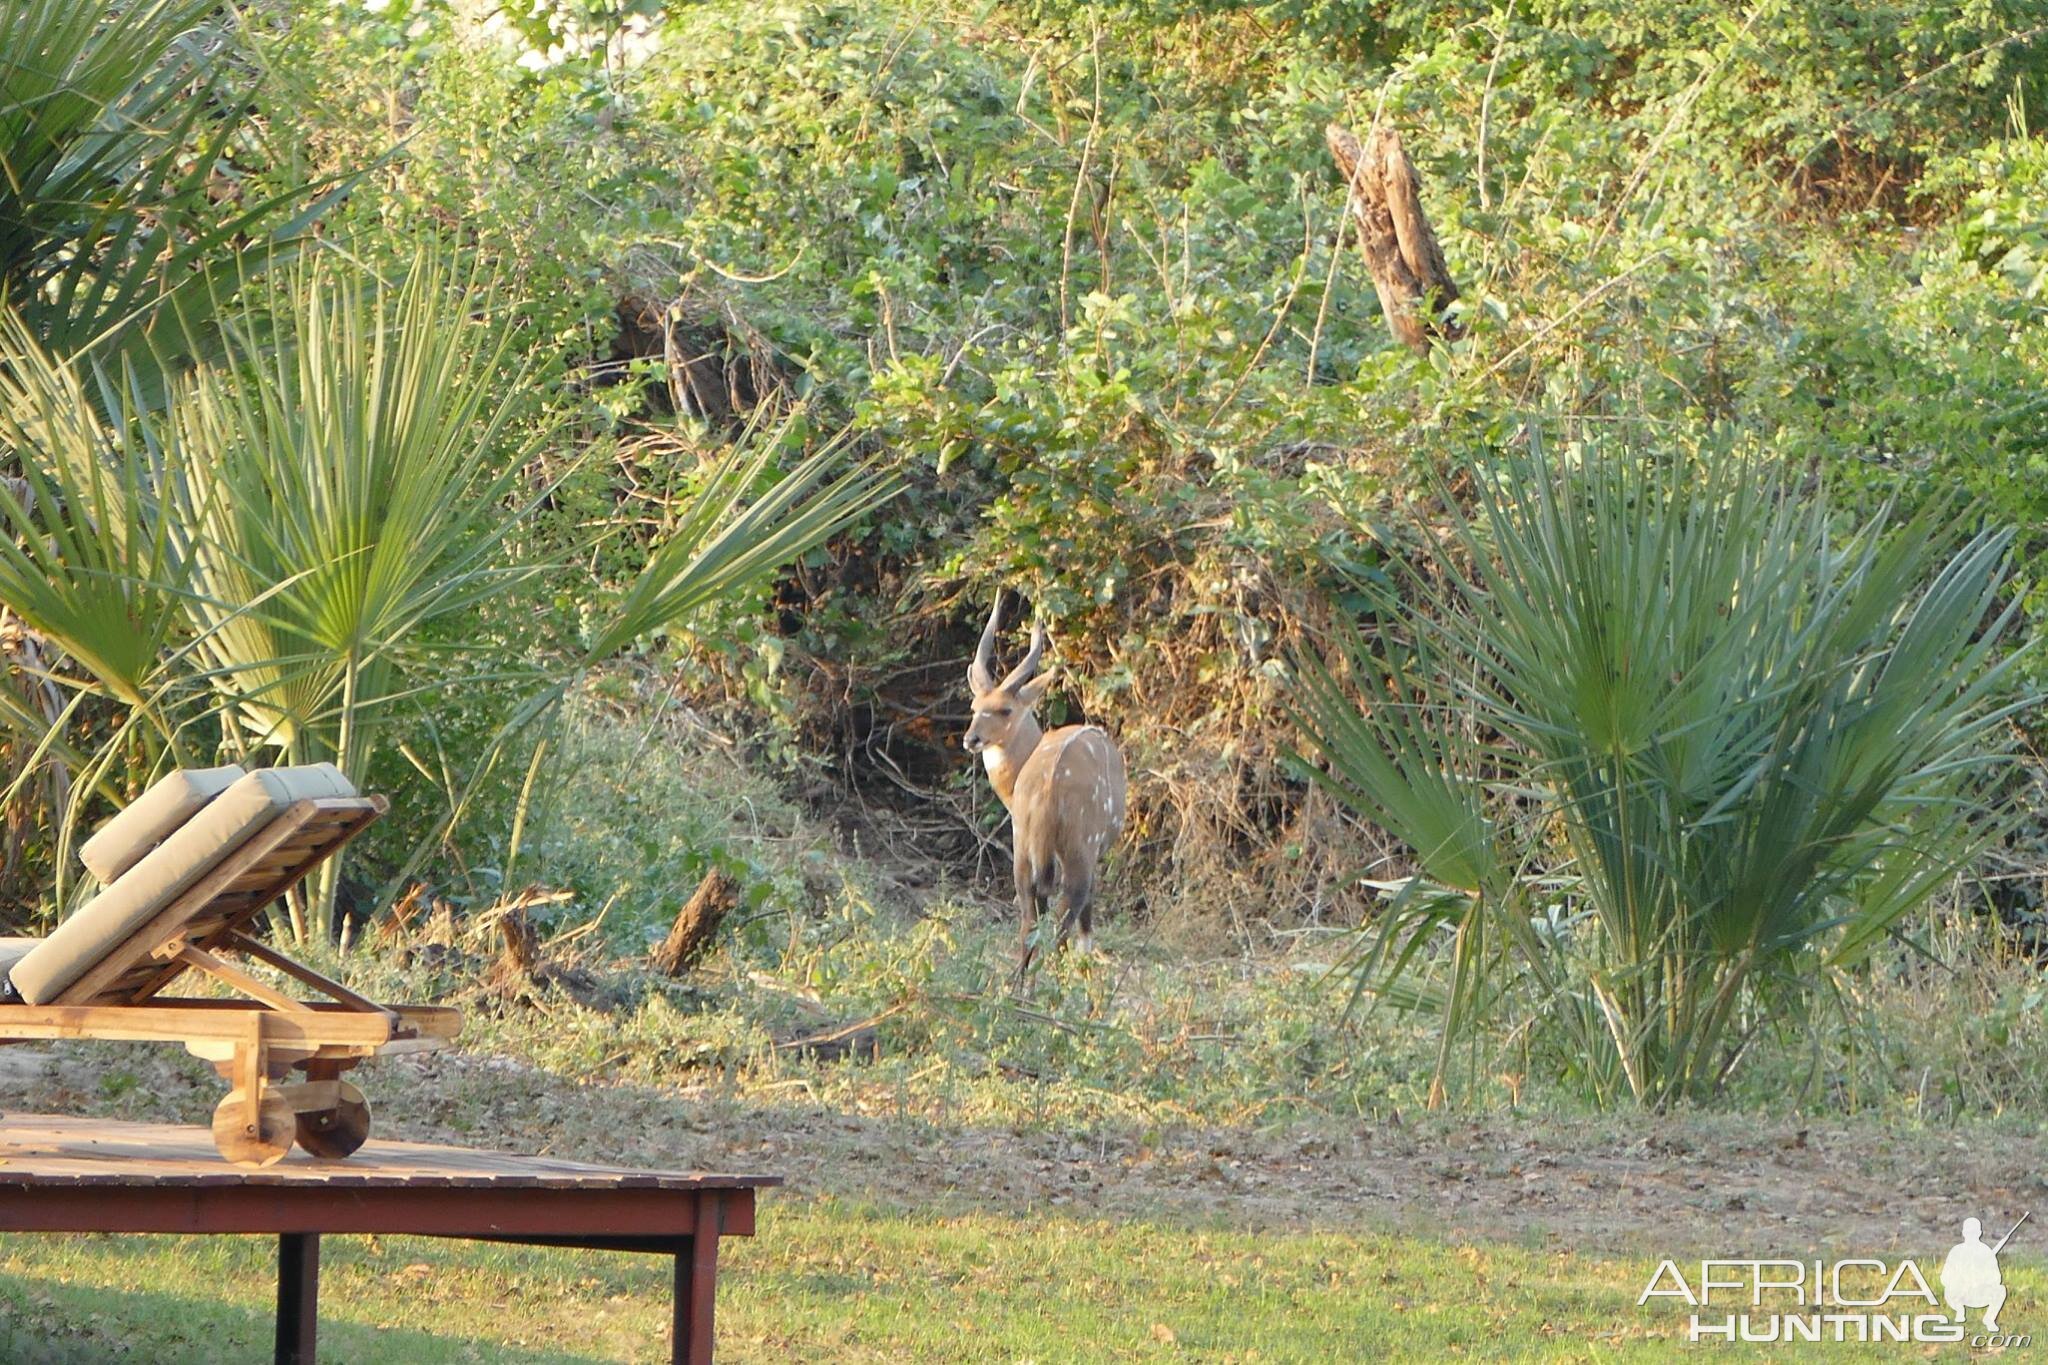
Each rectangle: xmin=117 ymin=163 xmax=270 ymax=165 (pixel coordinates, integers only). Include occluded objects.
xmin=773 ymin=1002 xmax=906 ymax=1063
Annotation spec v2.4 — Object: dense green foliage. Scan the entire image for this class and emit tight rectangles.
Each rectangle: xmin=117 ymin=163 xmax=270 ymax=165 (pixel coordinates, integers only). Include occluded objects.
xmin=233 ymin=0 xmax=2048 ymax=906
xmin=3 ymin=0 xmax=2046 ymax=1107
xmin=0 ymin=0 xmax=327 ymax=369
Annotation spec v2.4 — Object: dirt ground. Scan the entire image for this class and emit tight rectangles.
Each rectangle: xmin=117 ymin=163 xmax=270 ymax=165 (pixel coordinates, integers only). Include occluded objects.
xmin=5 ymin=1041 xmax=2038 ymax=1261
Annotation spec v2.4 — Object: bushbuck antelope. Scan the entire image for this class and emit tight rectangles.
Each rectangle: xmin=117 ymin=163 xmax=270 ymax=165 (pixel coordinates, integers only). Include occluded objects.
xmin=962 ymin=596 xmax=1127 ymax=979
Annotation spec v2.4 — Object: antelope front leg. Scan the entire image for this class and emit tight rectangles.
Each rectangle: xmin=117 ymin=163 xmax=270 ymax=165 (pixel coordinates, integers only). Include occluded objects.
xmin=1013 ymin=857 xmax=1041 ymax=987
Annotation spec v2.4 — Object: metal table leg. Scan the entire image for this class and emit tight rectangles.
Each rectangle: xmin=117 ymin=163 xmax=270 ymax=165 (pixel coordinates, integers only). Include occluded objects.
xmin=674 ymin=1233 xmax=721 ymax=1364
xmin=276 ymin=1232 xmax=320 ymax=1365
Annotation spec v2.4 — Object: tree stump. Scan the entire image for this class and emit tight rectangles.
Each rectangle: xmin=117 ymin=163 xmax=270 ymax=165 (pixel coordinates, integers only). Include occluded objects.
xmin=651 ymin=869 xmax=741 ymax=976
xmin=487 ymin=903 xmax=543 ymax=991
xmin=1326 ymin=122 xmax=1463 ymax=353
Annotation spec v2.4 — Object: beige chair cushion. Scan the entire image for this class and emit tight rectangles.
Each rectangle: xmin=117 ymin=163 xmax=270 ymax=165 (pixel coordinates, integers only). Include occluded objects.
xmin=79 ymin=765 xmax=246 ymax=884
xmin=10 ymin=764 xmax=358 ymax=1006
xmin=0 ymin=937 xmax=37 ymax=1001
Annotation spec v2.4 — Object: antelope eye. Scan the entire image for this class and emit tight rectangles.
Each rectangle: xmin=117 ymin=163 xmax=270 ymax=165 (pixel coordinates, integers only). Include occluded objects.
xmin=998 ymin=706 xmax=1014 ymax=718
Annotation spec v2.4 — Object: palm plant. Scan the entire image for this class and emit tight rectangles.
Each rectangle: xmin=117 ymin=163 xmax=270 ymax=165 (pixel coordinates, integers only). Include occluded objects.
xmin=166 ymin=253 xmax=553 ymax=778
xmin=1291 ymin=444 xmax=2029 ymax=1107
xmin=422 ymin=415 xmax=902 ymax=904
xmin=0 ymin=246 xmax=899 ymax=938
xmin=0 ymin=0 xmax=330 ymax=368
xmin=0 ymin=312 xmax=192 ymax=714
xmin=583 ymin=422 xmax=895 ymax=664
xmin=0 ymin=311 xmax=208 ymax=898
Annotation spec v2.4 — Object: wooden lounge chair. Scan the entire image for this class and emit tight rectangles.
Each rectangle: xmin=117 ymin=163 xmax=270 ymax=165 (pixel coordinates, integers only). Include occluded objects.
xmin=0 ymin=764 xmax=460 ymax=1167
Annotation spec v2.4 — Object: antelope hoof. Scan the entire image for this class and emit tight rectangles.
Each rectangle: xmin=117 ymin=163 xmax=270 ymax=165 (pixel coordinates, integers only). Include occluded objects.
xmin=1075 ymin=932 xmax=1094 ymax=959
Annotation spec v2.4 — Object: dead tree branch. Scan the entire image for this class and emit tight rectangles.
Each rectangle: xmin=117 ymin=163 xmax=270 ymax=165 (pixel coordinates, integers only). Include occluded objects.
xmin=1326 ymin=122 xmax=1463 ymax=353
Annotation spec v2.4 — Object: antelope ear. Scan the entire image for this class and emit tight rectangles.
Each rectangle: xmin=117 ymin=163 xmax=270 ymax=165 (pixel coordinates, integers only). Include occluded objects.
xmin=1014 ymin=671 xmax=1055 ymax=706
xmin=968 ymin=659 xmax=994 ymax=694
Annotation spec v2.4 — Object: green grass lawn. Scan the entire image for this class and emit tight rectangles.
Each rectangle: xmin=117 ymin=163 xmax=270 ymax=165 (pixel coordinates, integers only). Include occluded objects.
xmin=3 ymin=1196 xmax=2036 ymax=1361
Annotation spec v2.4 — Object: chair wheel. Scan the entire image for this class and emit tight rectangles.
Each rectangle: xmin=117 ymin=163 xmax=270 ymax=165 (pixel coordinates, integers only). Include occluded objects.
xmin=294 ymin=1081 xmax=371 ymax=1159
xmin=213 ymin=1088 xmax=294 ymax=1167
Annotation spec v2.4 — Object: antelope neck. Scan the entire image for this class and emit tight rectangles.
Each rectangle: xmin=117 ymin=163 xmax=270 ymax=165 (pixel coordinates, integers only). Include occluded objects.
xmin=983 ymin=712 xmax=1043 ymax=808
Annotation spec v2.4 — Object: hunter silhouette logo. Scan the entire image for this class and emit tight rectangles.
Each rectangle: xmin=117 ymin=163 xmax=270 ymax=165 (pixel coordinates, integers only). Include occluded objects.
xmin=1942 ymin=1213 xmax=2025 ymax=1333
xmin=1639 ymin=1213 xmax=2031 ymax=1346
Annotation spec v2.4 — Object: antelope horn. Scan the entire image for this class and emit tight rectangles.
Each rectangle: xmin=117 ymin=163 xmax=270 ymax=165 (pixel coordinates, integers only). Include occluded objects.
xmin=969 ymin=593 xmax=1003 ymax=693
xmin=1000 ymin=621 xmax=1047 ymax=692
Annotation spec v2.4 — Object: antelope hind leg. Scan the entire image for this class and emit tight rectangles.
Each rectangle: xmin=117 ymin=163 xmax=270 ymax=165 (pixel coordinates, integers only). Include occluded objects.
xmin=1054 ymin=866 xmax=1095 ymax=958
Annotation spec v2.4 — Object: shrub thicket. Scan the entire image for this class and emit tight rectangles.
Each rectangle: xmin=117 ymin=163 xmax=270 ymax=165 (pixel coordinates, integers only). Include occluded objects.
xmin=5 ymin=0 xmax=2045 ymax=957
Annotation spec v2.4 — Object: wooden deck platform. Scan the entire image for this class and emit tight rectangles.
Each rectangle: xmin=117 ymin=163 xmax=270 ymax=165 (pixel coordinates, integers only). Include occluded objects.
xmin=0 ymin=1112 xmax=781 ymax=1363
